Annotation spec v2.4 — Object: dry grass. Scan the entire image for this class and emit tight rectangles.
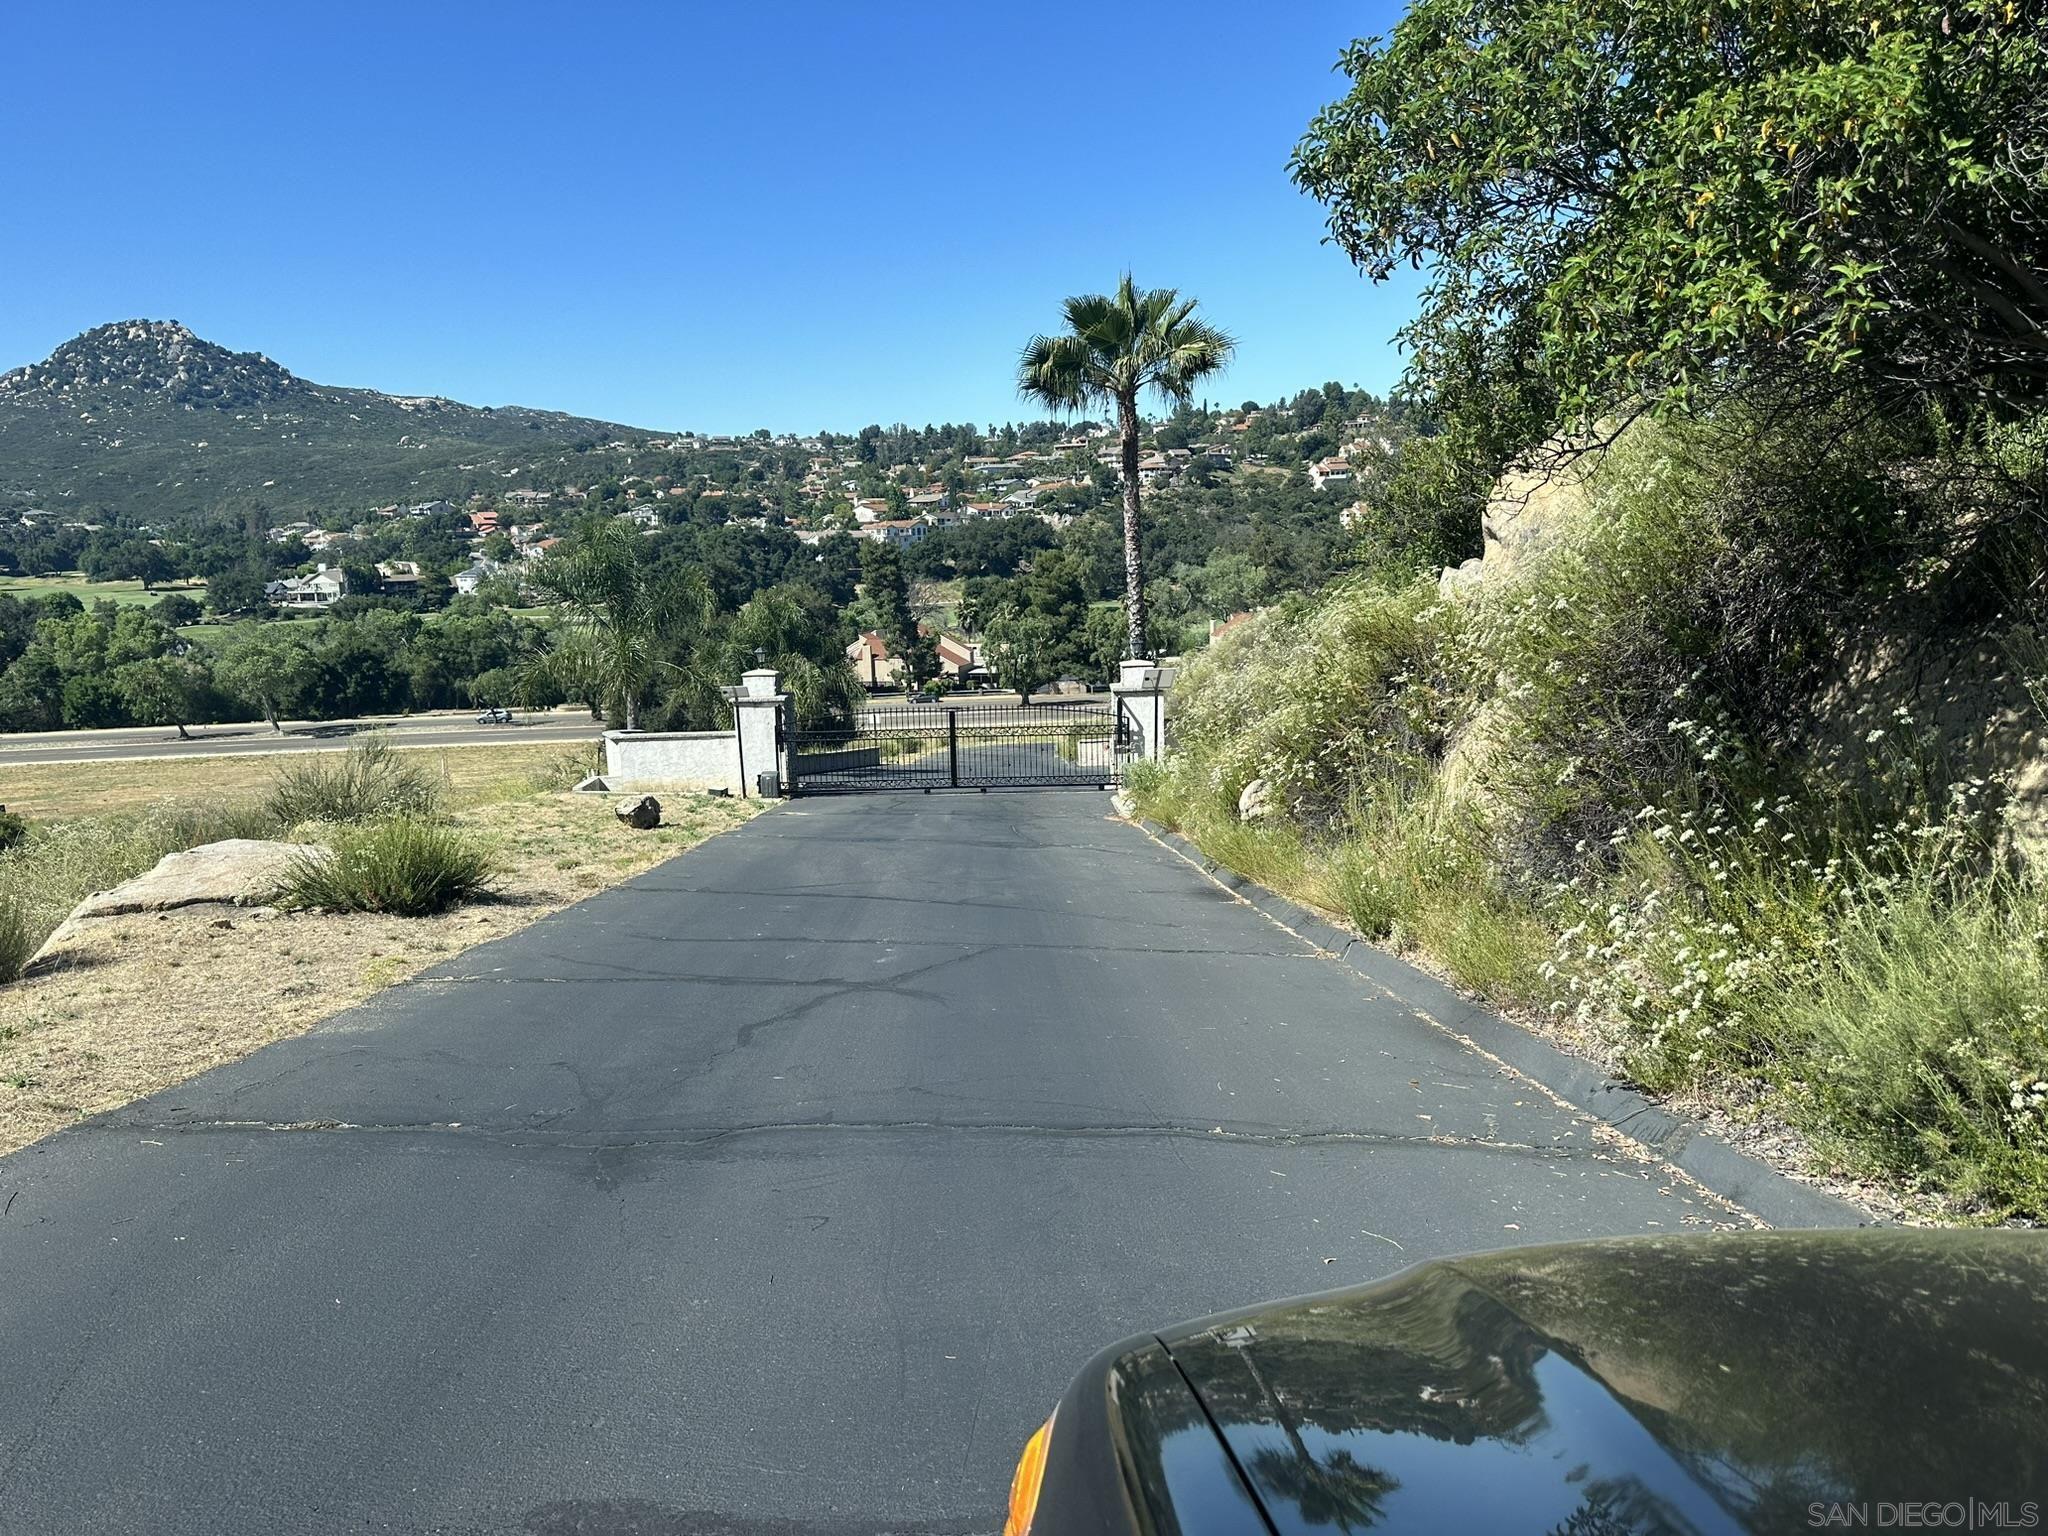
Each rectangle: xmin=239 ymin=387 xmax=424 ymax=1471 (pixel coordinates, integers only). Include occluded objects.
xmin=0 ymin=789 xmax=758 ymax=1156
xmin=0 ymin=742 xmax=590 ymax=821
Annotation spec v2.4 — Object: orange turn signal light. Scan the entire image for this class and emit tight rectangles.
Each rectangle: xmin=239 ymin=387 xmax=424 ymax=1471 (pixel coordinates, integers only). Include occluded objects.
xmin=1003 ymin=1411 xmax=1056 ymax=1536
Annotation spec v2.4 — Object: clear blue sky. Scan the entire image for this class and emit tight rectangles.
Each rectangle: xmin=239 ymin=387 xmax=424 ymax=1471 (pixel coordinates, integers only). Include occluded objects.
xmin=1 ymin=2 xmax=1414 ymax=435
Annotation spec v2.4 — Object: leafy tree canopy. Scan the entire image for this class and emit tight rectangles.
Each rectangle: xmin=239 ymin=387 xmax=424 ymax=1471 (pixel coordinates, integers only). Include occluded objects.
xmin=1292 ymin=1 xmax=2048 ymax=430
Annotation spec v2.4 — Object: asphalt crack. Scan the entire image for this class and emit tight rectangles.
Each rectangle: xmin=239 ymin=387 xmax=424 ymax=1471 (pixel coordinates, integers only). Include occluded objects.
xmin=88 ymin=1114 xmax=1592 ymax=1161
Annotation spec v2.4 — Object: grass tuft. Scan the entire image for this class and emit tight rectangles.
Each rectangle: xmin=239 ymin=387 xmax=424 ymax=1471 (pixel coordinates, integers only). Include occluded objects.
xmin=0 ymin=895 xmax=35 ymax=985
xmin=267 ymin=735 xmax=444 ymax=827
xmin=281 ymin=818 xmax=496 ymax=917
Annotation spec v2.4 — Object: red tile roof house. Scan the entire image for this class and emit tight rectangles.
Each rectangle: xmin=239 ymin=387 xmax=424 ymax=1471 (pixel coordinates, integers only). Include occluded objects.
xmin=934 ymin=634 xmax=985 ymax=681
xmin=847 ymin=631 xmax=904 ymax=689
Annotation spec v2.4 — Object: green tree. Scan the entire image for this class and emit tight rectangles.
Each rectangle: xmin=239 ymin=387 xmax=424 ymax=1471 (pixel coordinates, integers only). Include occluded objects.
xmin=523 ymin=517 xmax=711 ymax=731
xmin=206 ymin=567 xmax=270 ymax=617
xmin=982 ymin=611 xmax=1058 ymax=697
xmin=215 ymin=626 xmax=320 ymax=732
xmin=1019 ymin=276 xmax=1234 ymax=661
xmin=1291 ymin=1 xmax=2048 ymax=428
xmin=115 ymin=654 xmax=211 ymax=738
xmin=152 ymin=592 xmax=203 ymax=627
xmin=856 ymin=541 xmax=935 ymax=687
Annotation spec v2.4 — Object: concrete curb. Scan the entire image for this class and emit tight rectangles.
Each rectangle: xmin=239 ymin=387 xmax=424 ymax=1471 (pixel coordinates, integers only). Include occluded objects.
xmin=1135 ymin=818 xmax=1870 ymax=1230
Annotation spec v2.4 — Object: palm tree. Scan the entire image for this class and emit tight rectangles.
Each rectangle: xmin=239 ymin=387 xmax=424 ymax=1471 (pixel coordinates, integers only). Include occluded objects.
xmin=1018 ymin=275 xmax=1233 ymax=661
xmin=521 ymin=517 xmax=711 ymax=731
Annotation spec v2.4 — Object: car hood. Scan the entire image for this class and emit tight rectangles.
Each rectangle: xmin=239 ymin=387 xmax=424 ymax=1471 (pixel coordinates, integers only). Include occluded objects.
xmin=1159 ymin=1230 xmax=2048 ymax=1535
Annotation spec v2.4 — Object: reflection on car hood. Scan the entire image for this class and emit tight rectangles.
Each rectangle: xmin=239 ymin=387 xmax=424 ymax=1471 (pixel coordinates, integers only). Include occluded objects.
xmin=1160 ymin=1231 xmax=2048 ymax=1535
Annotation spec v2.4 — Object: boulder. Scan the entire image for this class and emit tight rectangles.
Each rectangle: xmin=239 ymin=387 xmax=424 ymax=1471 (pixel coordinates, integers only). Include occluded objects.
xmin=71 ymin=838 xmax=318 ymax=920
xmin=29 ymin=838 xmax=323 ymax=971
xmin=614 ymin=794 xmax=662 ymax=830
xmin=1237 ymin=777 xmax=1276 ymax=823
xmin=1437 ymin=421 xmax=1620 ymax=601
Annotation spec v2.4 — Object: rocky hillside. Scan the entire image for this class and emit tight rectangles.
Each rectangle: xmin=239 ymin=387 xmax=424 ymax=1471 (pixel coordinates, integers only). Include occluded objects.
xmin=0 ymin=320 xmax=654 ymax=524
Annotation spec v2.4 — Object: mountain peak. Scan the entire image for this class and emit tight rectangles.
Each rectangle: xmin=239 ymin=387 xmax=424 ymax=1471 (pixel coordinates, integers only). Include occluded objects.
xmin=0 ymin=319 xmax=303 ymax=409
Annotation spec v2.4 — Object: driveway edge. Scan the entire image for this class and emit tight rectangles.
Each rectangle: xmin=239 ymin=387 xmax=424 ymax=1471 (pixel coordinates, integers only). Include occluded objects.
xmin=1133 ymin=818 xmax=1870 ymax=1231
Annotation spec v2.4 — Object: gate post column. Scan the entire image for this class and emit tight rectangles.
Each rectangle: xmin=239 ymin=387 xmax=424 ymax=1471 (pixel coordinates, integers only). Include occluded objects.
xmin=1110 ymin=659 xmax=1175 ymax=765
xmin=734 ymin=666 xmax=787 ymax=797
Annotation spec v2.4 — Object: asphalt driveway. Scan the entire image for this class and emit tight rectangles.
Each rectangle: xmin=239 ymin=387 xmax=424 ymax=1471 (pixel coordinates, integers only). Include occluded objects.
xmin=2 ymin=792 xmax=1785 ymax=1534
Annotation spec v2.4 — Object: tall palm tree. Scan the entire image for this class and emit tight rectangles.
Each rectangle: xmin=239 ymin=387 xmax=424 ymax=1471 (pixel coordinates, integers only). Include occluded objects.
xmin=1019 ymin=275 xmax=1234 ymax=661
xmin=521 ymin=516 xmax=712 ymax=731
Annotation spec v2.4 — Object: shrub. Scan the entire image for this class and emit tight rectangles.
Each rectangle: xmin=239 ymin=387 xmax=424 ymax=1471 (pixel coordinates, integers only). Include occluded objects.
xmin=1168 ymin=576 xmax=1453 ymax=825
xmin=282 ymin=818 xmax=495 ymax=917
xmin=1779 ymin=874 xmax=2048 ymax=1221
xmin=0 ymin=808 xmax=27 ymax=855
xmin=266 ymin=735 xmax=444 ymax=827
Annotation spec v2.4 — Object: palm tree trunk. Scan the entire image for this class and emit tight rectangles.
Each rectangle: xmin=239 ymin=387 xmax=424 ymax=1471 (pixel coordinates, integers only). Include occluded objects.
xmin=1117 ymin=390 xmax=1148 ymax=661
xmin=624 ymin=690 xmax=640 ymax=732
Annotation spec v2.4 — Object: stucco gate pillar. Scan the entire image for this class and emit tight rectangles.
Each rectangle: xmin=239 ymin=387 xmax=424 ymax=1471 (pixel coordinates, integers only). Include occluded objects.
xmin=1110 ymin=658 xmax=1175 ymax=768
xmin=733 ymin=666 xmax=788 ymax=798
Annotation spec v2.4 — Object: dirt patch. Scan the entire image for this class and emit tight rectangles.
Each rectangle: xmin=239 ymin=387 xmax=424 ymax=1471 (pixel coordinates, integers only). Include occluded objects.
xmin=0 ymin=791 xmax=759 ymax=1156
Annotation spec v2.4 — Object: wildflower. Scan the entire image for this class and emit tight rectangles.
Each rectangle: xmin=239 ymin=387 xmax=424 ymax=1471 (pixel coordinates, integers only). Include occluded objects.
xmin=1865 ymin=729 xmax=1886 ymax=744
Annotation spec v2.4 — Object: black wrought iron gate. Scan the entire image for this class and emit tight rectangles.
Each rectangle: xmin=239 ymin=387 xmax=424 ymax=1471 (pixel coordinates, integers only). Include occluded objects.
xmin=788 ymin=698 xmax=1130 ymax=792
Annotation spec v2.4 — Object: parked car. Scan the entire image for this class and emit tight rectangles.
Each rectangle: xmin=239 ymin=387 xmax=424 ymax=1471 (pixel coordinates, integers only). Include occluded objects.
xmin=1002 ymin=1230 xmax=2048 ymax=1535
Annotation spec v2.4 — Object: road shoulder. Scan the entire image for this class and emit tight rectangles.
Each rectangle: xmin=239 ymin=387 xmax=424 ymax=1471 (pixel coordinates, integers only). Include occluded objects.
xmin=1132 ymin=816 xmax=1872 ymax=1230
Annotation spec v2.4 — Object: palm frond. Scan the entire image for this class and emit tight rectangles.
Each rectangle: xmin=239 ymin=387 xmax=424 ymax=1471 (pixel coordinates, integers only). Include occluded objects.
xmin=1018 ymin=332 xmax=1101 ymax=411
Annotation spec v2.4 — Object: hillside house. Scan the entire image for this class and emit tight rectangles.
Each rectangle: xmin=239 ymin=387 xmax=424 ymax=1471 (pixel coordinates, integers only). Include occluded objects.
xmin=847 ymin=631 xmax=904 ymax=689
xmin=452 ymin=558 xmax=503 ymax=595
xmin=1309 ymin=457 xmax=1355 ymax=490
xmin=856 ymin=519 xmax=928 ymax=547
xmin=265 ymin=565 xmax=348 ymax=610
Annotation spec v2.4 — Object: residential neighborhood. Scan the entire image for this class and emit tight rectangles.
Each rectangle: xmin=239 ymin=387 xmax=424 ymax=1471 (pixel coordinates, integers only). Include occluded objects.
xmin=8 ymin=0 xmax=2036 ymax=1527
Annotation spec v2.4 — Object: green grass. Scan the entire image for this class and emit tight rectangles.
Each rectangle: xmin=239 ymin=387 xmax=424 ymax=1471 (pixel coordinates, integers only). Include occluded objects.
xmin=1129 ymin=763 xmax=1550 ymax=1007
xmin=0 ymin=797 xmax=281 ymax=982
xmin=0 ymin=571 xmax=204 ymax=608
xmin=1774 ymin=874 xmax=2048 ymax=1216
xmin=174 ymin=614 xmax=320 ymax=646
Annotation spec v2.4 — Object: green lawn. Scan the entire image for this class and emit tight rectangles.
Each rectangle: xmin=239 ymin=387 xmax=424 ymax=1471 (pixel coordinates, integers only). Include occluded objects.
xmin=174 ymin=613 xmax=321 ymax=647
xmin=0 ymin=571 xmax=204 ymax=609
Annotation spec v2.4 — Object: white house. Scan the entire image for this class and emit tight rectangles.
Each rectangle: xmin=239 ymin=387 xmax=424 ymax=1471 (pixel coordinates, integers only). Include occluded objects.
xmin=1309 ymin=456 xmax=1355 ymax=490
xmin=855 ymin=519 xmax=928 ymax=547
xmin=265 ymin=565 xmax=348 ymax=610
xmin=453 ymin=557 xmax=506 ymax=595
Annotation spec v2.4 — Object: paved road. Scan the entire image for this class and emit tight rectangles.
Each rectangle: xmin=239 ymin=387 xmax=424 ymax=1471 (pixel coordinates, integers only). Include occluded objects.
xmin=0 ymin=711 xmax=603 ymax=766
xmin=0 ymin=793 xmax=1765 ymax=1534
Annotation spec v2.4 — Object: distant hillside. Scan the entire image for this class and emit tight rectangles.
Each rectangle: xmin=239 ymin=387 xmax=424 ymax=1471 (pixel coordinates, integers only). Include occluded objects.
xmin=0 ymin=320 xmax=656 ymax=525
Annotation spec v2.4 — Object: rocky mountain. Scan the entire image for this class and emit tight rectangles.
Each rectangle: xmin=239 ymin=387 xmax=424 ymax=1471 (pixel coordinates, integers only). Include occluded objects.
xmin=0 ymin=321 xmax=655 ymax=525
